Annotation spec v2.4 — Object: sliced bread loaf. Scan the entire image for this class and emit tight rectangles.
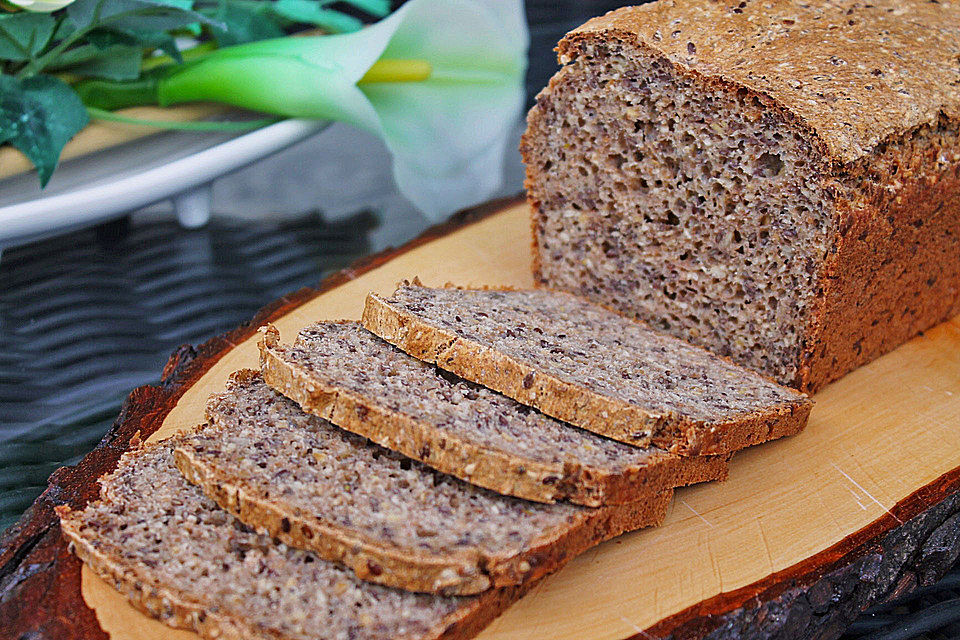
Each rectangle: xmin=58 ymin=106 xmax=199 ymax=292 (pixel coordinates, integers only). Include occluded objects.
xmin=522 ymin=1 xmax=960 ymax=392
xmin=259 ymin=323 xmax=728 ymax=505
xmin=362 ymin=284 xmax=811 ymax=455
xmin=176 ymin=370 xmax=671 ymax=595
xmin=57 ymin=440 xmax=529 ymax=640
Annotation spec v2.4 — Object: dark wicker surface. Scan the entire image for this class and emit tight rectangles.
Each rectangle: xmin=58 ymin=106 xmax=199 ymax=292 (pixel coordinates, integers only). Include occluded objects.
xmin=0 ymin=210 xmax=375 ymax=533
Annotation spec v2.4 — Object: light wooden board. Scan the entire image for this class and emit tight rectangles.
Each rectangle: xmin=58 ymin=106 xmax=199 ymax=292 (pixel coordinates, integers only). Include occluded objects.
xmin=77 ymin=200 xmax=960 ymax=639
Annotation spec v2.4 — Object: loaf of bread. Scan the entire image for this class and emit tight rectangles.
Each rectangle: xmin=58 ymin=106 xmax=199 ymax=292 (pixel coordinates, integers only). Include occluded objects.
xmin=259 ymin=322 xmax=728 ymax=501
xmin=177 ymin=370 xmax=671 ymax=595
xmin=57 ymin=440 xmax=531 ymax=640
xmin=521 ymin=0 xmax=960 ymax=392
xmin=363 ymin=284 xmax=810 ymax=455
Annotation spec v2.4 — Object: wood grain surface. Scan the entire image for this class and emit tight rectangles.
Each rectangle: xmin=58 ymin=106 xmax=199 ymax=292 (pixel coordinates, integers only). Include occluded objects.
xmin=2 ymin=198 xmax=960 ymax=640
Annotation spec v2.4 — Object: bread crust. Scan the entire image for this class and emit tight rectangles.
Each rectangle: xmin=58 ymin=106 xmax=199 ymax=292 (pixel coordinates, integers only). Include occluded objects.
xmin=564 ymin=1 xmax=960 ymax=165
xmin=797 ymin=139 xmax=960 ymax=392
xmin=259 ymin=323 xmax=729 ymax=494
xmin=523 ymin=2 xmax=960 ymax=394
xmin=57 ymin=506 xmax=533 ymax=640
xmin=206 ymin=361 xmax=681 ymax=595
xmin=361 ymin=294 xmax=809 ymax=456
xmin=173 ymin=443 xmax=482 ymax=595
xmin=176 ymin=415 xmax=672 ymax=597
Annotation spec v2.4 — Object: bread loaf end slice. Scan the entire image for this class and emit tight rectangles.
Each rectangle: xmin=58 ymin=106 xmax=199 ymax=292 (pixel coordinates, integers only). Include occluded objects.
xmin=57 ymin=439 xmax=530 ymax=640
xmin=175 ymin=370 xmax=671 ymax=595
xmin=259 ymin=322 xmax=729 ymax=504
xmin=522 ymin=2 xmax=960 ymax=392
xmin=362 ymin=284 xmax=811 ymax=455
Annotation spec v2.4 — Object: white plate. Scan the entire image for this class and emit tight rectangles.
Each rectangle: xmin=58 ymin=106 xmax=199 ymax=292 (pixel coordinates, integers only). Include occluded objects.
xmin=0 ymin=119 xmax=328 ymax=250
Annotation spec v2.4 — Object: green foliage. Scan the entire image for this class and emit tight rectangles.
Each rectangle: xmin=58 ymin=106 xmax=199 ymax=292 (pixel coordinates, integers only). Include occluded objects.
xmin=205 ymin=0 xmax=283 ymax=46
xmin=87 ymin=27 xmax=184 ymax=63
xmin=337 ymin=0 xmax=388 ymax=18
xmin=65 ymin=0 xmax=213 ymax=33
xmin=53 ymin=43 xmax=143 ymax=79
xmin=0 ymin=0 xmax=392 ymax=186
xmin=0 ymin=14 xmax=56 ymax=62
xmin=0 ymin=74 xmax=89 ymax=186
xmin=272 ymin=0 xmax=362 ymax=33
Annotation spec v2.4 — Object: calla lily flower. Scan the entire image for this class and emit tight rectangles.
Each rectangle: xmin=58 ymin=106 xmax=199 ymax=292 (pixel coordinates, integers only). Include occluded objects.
xmin=6 ymin=0 xmax=75 ymax=11
xmin=84 ymin=0 xmax=528 ymax=219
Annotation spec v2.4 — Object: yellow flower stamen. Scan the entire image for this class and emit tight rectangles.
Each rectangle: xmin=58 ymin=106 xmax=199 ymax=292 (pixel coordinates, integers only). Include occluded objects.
xmin=359 ymin=59 xmax=432 ymax=84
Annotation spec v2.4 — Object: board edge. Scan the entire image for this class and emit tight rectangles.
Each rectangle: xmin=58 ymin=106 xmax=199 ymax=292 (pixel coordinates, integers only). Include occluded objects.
xmin=642 ymin=468 xmax=960 ymax=639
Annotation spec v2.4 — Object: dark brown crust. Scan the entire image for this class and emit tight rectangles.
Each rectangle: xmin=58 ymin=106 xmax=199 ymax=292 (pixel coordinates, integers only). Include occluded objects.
xmin=173 ymin=408 xmax=673 ymax=596
xmin=2 ymin=194 xmax=960 ymax=640
xmin=361 ymin=291 xmax=810 ymax=456
xmin=798 ymin=148 xmax=960 ymax=393
xmin=564 ymin=2 xmax=960 ymax=166
xmin=58 ymin=506 xmax=535 ymax=640
xmin=260 ymin=324 xmax=729 ymax=504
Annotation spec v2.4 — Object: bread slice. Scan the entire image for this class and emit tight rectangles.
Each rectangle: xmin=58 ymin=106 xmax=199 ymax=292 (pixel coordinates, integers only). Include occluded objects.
xmin=259 ymin=322 xmax=728 ymax=505
xmin=362 ymin=284 xmax=812 ymax=455
xmin=522 ymin=2 xmax=960 ymax=393
xmin=57 ymin=439 xmax=530 ymax=640
xmin=175 ymin=370 xmax=671 ymax=595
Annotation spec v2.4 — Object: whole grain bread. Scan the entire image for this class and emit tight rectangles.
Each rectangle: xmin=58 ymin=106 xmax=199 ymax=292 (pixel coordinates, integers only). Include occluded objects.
xmin=56 ymin=439 xmax=531 ymax=640
xmin=259 ymin=322 xmax=729 ymax=499
xmin=521 ymin=0 xmax=960 ymax=392
xmin=176 ymin=370 xmax=671 ymax=595
xmin=362 ymin=284 xmax=810 ymax=455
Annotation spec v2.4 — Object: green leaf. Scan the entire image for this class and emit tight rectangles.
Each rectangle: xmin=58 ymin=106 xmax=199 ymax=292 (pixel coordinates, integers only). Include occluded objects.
xmin=153 ymin=0 xmax=193 ymax=9
xmin=50 ymin=42 xmax=142 ymax=79
xmin=88 ymin=26 xmax=184 ymax=62
xmin=128 ymin=29 xmax=182 ymax=61
xmin=145 ymin=0 xmax=200 ymax=36
xmin=72 ymin=48 xmax=142 ymax=80
xmin=207 ymin=0 xmax=283 ymax=46
xmin=67 ymin=0 xmax=216 ymax=33
xmin=52 ymin=15 xmax=77 ymax=41
xmin=85 ymin=28 xmax=133 ymax=48
xmin=340 ymin=0 xmax=390 ymax=18
xmin=0 ymin=74 xmax=89 ymax=186
xmin=0 ymin=13 xmax=55 ymax=62
xmin=272 ymin=0 xmax=362 ymax=33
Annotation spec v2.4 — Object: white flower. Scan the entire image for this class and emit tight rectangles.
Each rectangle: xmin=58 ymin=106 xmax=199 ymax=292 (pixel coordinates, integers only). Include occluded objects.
xmin=6 ymin=0 xmax=75 ymax=12
xmin=156 ymin=0 xmax=529 ymax=220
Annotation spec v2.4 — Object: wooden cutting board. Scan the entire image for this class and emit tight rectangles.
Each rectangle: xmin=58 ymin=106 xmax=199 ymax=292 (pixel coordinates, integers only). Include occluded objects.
xmin=3 ymin=197 xmax=960 ymax=640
